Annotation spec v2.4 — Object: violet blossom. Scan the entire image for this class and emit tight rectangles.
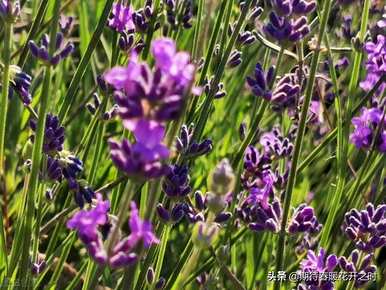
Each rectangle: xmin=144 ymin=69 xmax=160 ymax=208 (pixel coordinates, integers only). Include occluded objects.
xmin=359 ymin=35 xmax=386 ymax=98
xmin=339 ymin=250 xmax=377 ymax=288
xmin=298 ymin=248 xmax=338 ymax=290
xmin=349 ymin=106 xmax=386 ymax=153
xmin=104 ymin=37 xmax=197 ymax=131
xmin=109 ymin=120 xmax=169 ymax=179
xmin=108 ymin=2 xmax=135 ymax=32
xmin=29 ymin=33 xmax=74 ymax=66
xmin=67 ymin=197 xmax=159 ymax=268
xmin=342 ymin=203 xmax=386 ymax=252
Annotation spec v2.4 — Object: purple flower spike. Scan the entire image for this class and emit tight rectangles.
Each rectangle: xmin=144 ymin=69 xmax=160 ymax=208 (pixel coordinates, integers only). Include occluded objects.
xmin=176 ymin=124 xmax=213 ymax=159
xmin=30 ymin=114 xmax=65 ymax=154
xmin=246 ymin=63 xmax=275 ymax=100
xmin=59 ymin=15 xmax=74 ymax=35
xmin=0 ymin=0 xmax=20 ymax=22
xmin=241 ymin=145 xmax=271 ymax=189
xmin=288 ymin=204 xmax=322 ymax=234
xmin=46 ymin=156 xmax=62 ymax=182
xmin=28 ymin=32 xmax=74 ymax=66
xmin=343 ymin=203 xmax=386 ymax=252
xmin=292 ymin=0 xmax=316 ymax=15
xmin=350 ymin=106 xmax=386 ymax=153
xmin=67 ymin=193 xmax=110 ymax=245
xmin=109 ymin=120 xmax=169 ymax=179
xmin=151 ymin=38 xmax=195 ymax=87
xmin=162 ymin=164 xmax=191 ymax=198
xmin=339 ymin=250 xmax=377 ymax=288
xmin=360 ymin=35 xmax=386 ymax=98
xmin=10 ymin=69 xmax=32 ymax=105
xmin=260 ymin=127 xmax=294 ymax=158
xmin=263 ymin=12 xmax=311 ymax=46
xmin=105 ymin=38 xmax=197 ymax=129
xmin=108 ymin=3 xmax=135 ymax=33
xmin=299 ymin=248 xmax=338 ymax=290
xmin=237 ymin=187 xmax=282 ymax=233
xmin=127 ymin=202 xmax=160 ymax=248
xmin=156 ymin=203 xmax=171 ymax=222
xmin=271 ymin=74 xmax=300 ymax=112
xmin=272 ymin=0 xmax=293 ymax=16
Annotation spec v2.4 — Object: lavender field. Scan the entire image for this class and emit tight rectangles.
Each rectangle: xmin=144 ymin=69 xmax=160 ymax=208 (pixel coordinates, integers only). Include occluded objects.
xmin=0 ymin=0 xmax=385 ymax=289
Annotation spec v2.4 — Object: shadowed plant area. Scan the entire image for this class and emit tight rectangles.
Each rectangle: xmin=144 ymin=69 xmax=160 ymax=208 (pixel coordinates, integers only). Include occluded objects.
xmin=0 ymin=0 xmax=385 ymax=289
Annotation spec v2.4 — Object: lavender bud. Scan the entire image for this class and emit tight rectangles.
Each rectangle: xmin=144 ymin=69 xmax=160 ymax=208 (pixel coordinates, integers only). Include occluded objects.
xmin=209 ymin=159 xmax=235 ymax=196
xmin=192 ymin=221 xmax=219 ymax=249
xmin=86 ymin=103 xmax=96 ymax=114
xmin=155 ymin=277 xmax=165 ymax=289
xmin=214 ymin=212 xmax=232 ymax=223
xmin=156 ymin=204 xmax=171 ymax=222
xmin=45 ymin=188 xmax=54 ymax=201
xmin=146 ymin=267 xmax=155 ymax=285
xmin=239 ymin=122 xmax=247 ymax=141
xmin=194 ymin=191 xmax=205 ymax=210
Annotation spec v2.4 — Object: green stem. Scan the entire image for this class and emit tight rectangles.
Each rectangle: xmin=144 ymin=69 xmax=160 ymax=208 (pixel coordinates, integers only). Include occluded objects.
xmin=173 ymin=248 xmax=201 ymax=290
xmin=58 ymin=0 xmax=114 ymax=122
xmin=141 ymin=0 xmax=161 ymax=60
xmin=0 ymin=21 xmax=12 ymax=275
xmin=185 ymin=0 xmax=228 ymax=122
xmin=191 ymin=0 xmax=204 ymax=60
xmin=152 ymin=226 xmax=171 ymax=289
xmin=273 ymin=1 xmax=333 ymax=289
xmin=231 ymin=48 xmax=284 ymax=169
xmin=0 ymin=23 xmax=12 ymax=177
xmin=17 ymin=0 xmax=61 ymax=286
xmin=17 ymin=0 xmax=49 ymax=68
xmin=192 ymin=0 xmax=253 ymax=141
xmin=297 ymin=74 xmax=386 ymax=172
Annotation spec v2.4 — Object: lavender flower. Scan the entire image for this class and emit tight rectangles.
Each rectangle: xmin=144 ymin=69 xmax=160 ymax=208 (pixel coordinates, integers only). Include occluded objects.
xmin=68 ymin=197 xmax=158 ymax=268
xmin=109 ymin=120 xmax=169 ymax=179
xmin=29 ymin=33 xmax=74 ymax=66
xmin=59 ymin=15 xmax=74 ymax=35
xmin=260 ymin=127 xmax=294 ymax=157
xmin=8 ymin=65 xmax=32 ymax=105
xmin=104 ymin=38 xmax=197 ymax=130
xmin=298 ymin=248 xmax=338 ymax=290
xmin=339 ymin=250 xmax=377 ymax=288
xmin=342 ymin=15 xmax=354 ymax=40
xmin=108 ymin=2 xmax=135 ymax=32
xmin=237 ymin=193 xmax=282 ymax=233
xmin=162 ymin=164 xmax=191 ymax=198
xmin=241 ymin=145 xmax=271 ymax=189
xmin=237 ymin=31 xmax=256 ymax=46
xmin=118 ymin=31 xmax=135 ymax=51
xmin=227 ymin=50 xmax=242 ymax=68
xmin=176 ymin=124 xmax=213 ymax=158
xmin=164 ymin=0 xmax=193 ymax=30
xmin=359 ymin=35 xmax=386 ymax=97
xmin=30 ymin=114 xmax=65 ymax=154
xmin=31 ymin=258 xmax=46 ymax=276
xmin=209 ymin=159 xmax=236 ymax=196
xmin=246 ymin=63 xmax=275 ymax=100
xmin=0 ymin=0 xmax=20 ymax=22
xmin=263 ymin=12 xmax=310 ymax=46
xmin=67 ymin=194 xmax=110 ymax=244
xmin=271 ymin=73 xmax=301 ymax=112
xmin=192 ymin=221 xmax=219 ymax=249
xmin=350 ymin=106 xmax=386 ymax=153
xmin=204 ymin=77 xmax=226 ymax=99
xmin=343 ymin=203 xmax=386 ymax=252
xmin=288 ymin=204 xmax=322 ymax=234
xmin=46 ymin=156 xmax=62 ymax=182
